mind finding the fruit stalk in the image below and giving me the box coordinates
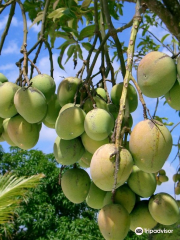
[112,0,142,195]
[130,75,147,119]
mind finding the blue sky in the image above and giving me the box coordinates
[0,2,180,199]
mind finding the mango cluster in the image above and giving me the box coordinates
[1,50,180,240]
[0,73,57,149]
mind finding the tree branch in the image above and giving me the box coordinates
[123,0,180,42]
[102,0,126,78]
[0,1,16,55]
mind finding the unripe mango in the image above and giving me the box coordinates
[0,82,20,118]
[0,73,8,83]
[61,168,91,203]
[129,119,172,173]
[30,74,56,102]
[137,51,176,98]
[57,77,82,107]
[55,106,86,140]
[81,131,109,154]
[2,118,16,146]
[165,81,180,110]
[86,182,106,209]
[14,87,47,124]
[53,136,84,165]
[110,83,138,113]
[83,96,108,113]
[43,94,61,125]
[130,200,157,232]
[98,203,130,240]
[90,144,133,191]
[7,115,39,150]
[127,166,157,198]
[149,192,179,225]
[84,108,114,141]
[103,184,136,213]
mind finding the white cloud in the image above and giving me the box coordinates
[1,41,20,55]
[39,124,57,142]
[0,15,8,31]
[0,63,15,71]
[0,15,22,31]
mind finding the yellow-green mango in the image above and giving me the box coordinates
[0,73,8,83]
[53,136,85,165]
[61,168,91,203]
[90,144,133,191]
[0,82,20,118]
[148,193,179,225]
[98,203,130,240]
[96,88,107,101]
[30,74,56,102]
[43,94,61,125]
[83,96,108,113]
[55,106,86,140]
[127,166,157,198]
[43,120,55,129]
[78,159,89,168]
[103,184,136,213]
[129,119,172,173]
[110,83,138,113]
[7,115,39,150]
[165,80,180,110]
[81,132,109,154]
[80,150,92,167]
[137,51,176,98]
[84,108,114,141]
[130,200,157,232]
[14,87,47,124]
[57,77,82,107]
[2,118,16,146]
[107,103,119,121]
[86,182,106,209]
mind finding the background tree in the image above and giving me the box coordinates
[0,146,148,240]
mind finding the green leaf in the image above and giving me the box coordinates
[79,24,95,41]
[29,11,44,29]
[161,34,170,43]
[0,173,44,224]
[47,8,66,21]
[76,44,83,60]
[81,0,92,9]
[56,31,72,40]
[82,42,93,51]
[57,40,75,69]
[65,45,76,64]
[63,8,76,18]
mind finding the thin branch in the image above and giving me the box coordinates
[153,98,159,119]
[43,39,54,78]
[40,0,50,38]
[86,0,99,72]
[142,28,173,54]
[0,2,16,55]
[30,41,43,79]
[0,0,15,14]
[28,58,41,75]
[170,121,180,133]
[116,18,134,33]
[130,75,147,119]
[102,0,126,78]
